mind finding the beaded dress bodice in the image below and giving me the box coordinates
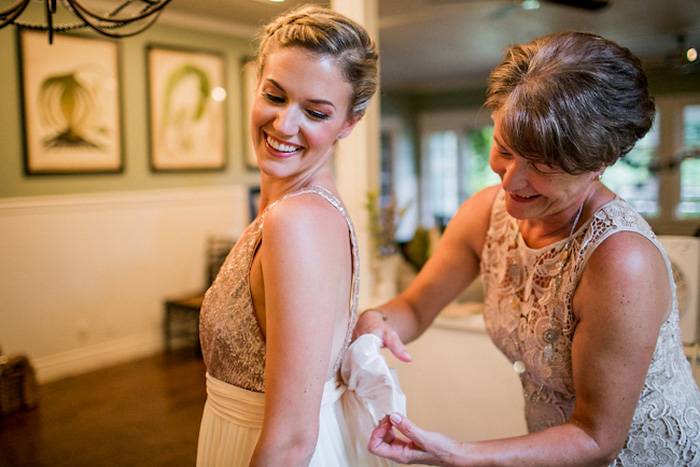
[482,190,700,465]
[199,185,360,393]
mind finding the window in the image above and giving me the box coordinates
[679,104,700,218]
[417,95,700,235]
[420,111,498,228]
[427,130,459,224]
[601,122,660,217]
[603,97,700,223]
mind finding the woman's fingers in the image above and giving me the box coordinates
[368,416,417,463]
[352,311,383,340]
[352,312,412,362]
[388,413,424,448]
[388,412,458,465]
[383,329,412,362]
[369,415,396,450]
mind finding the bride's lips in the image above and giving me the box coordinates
[264,132,304,158]
[508,192,541,203]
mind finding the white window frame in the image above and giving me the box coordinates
[649,94,700,235]
[381,116,419,242]
[418,109,493,228]
[415,95,700,235]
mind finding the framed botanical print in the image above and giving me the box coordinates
[147,46,227,171]
[18,30,123,174]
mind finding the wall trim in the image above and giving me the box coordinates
[0,186,241,217]
[32,330,163,383]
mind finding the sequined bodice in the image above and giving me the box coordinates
[482,190,700,465]
[199,185,359,393]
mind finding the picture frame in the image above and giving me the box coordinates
[242,58,259,170]
[147,45,227,171]
[18,29,123,175]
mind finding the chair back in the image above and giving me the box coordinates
[206,236,237,287]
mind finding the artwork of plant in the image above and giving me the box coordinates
[160,64,212,155]
[148,46,225,171]
[39,69,108,151]
[19,30,122,174]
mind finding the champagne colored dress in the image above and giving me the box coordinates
[196,185,405,466]
[482,189,700,466]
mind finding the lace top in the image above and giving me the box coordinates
[199,185,360,393]
[482,190,700,466]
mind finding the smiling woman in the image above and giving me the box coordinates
[355,31,700,466]
[195,5,405,467]
[250,49,358,180]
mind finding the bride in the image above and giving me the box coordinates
[196,5,404,466]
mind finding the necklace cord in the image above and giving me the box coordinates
[508,200,585,403]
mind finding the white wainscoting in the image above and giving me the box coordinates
[0,186,248,382]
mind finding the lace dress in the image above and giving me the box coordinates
[197,185,405,466]
[482,190,700,466]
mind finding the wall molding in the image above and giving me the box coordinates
[0,186,241,217]
[32,330,163,383]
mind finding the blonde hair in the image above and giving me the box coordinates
[255,5,379,118]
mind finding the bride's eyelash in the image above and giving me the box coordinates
[306,110,329,120]
[263,92,284,103]
[262,92,329,120]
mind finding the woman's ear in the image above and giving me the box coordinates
[337,112,364,140]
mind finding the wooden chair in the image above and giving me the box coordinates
[163,236,236,354]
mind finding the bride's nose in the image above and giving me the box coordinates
[274,105,301,136]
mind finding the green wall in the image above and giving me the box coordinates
[0,23,259,199]
[4,20,697,200]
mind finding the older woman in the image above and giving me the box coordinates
[356,31,700,466]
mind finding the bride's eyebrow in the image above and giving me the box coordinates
[264,78,283,90]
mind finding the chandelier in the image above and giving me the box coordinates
[0,0,172,44]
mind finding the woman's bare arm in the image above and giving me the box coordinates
[354,186,499,358]
[369,231,671,466]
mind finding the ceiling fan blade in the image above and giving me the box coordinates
[544,0,610,10]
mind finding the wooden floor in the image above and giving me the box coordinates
[0,349,206,467]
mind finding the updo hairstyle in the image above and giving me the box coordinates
[485,31,656,174]
[255,5,379,118]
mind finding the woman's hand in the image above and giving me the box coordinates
[353,309,412,362]
[369,412,460,466]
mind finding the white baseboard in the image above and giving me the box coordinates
[32,331,164,384]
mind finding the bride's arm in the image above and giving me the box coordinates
[249,196,349,466]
